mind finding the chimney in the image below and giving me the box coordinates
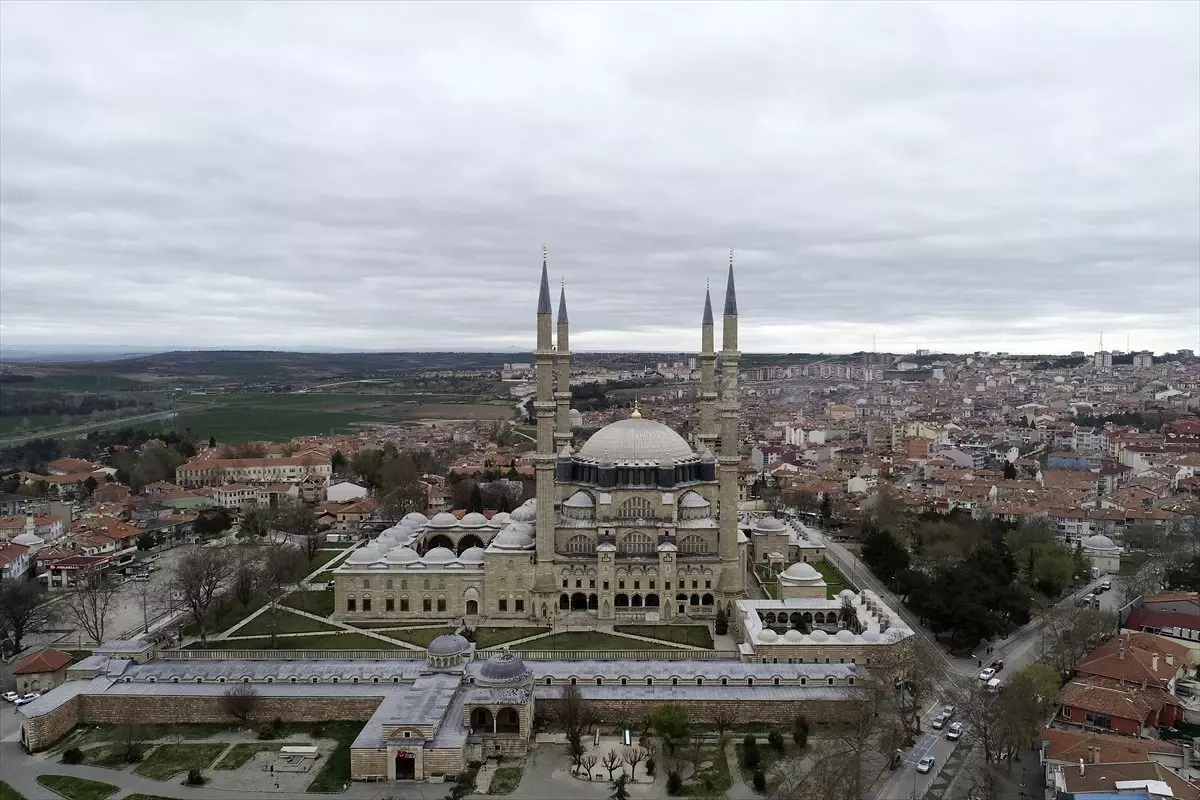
[1079,758,1085,776]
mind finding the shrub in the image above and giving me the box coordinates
[185,768,206,786]
[792,715,810,747]
[742,746,760,770]
[258,725,277,740]
[646,757,655,776]
[767,730,785,752]
[714,611,729,636]
[124,747,143,764]
[666,771,683,795]
[62,747,83,764]
[753,769,766,792]
[743,734,757,750]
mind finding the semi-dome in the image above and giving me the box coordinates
[488,512,511,527]
[428,633,471,657]
[578,416,695,463]
[679,491,710,508]
[423,546,457,563]
[757,629,779,643]
[429,512,459,528]
[752,516,786,531]
[780,562,823,582]
[563,491,595,508]
[1083,534,1117,551]
[402,512,429,526]
[478,651,530,684]
[383,546,421,564]
[458,546,486,563]
[460,512,488,528]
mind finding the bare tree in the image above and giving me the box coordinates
[129,574,165,635]
[567,738,587,771]
[276,502,318,554]
[622,746,648,780]
[61,569,120,645]
[260,545,307,649]
[223,683,259,725]
[555,684,596,768]
[1041,603,1117,675]
[711,706,737,740]
[579,752,598,779]
[171,546,229,644]
[230,550,260,609]
[0,578,55,654]
[601,749,623,780]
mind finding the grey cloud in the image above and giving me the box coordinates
[1,0,1197,354]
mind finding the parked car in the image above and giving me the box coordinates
[1100,579,1112,591]
[946,722,964,740]
[14,692,39,706]
[931,712,948,730]
[990,659,1005,673]
[942,704,955,718]
[917,755,936,774]
[1,691,18,703]
[979,667,996,681]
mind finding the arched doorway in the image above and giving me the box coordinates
[631,594,643,607]
[395,750,416,780]
[457,535,484,554]
[466,600,479,615]
[644,593,660,607]
[587,594,598,610]
[676,593,687,615]
[701,594,714,607]
[427,534,454,551]
[470,707,494,732]
[496,707,520,734]
[570,592,587,611]
[559,594,570,610]
[615,593,629,607]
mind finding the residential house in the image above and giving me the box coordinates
[174,453,332,488]
[45,458,98,476]
[11,648,73,694]
[1041,728,1188,775]
[0,543,31,580]
[0,493,27,516]
[1049,759,1200,800]
[327,481,369,503]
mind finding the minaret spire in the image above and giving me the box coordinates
[702,280,714,326]
[554,277,573,453]
[717,249,744,604]
[723,250,738,316]
[557,278,569,325]
[537,246,552,316]
[533,248,557,593]
[698,277,718,454]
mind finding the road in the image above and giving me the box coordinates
[0,409,176,445]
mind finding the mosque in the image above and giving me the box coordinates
[332,254,749,625]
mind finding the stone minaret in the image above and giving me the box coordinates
[698,281,718,454]
[717,252,745,601]
[533,249,558,590]
[554,281,573,453]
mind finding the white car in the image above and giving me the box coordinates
[917,755,935,774]
[931,713,948,730]
[946,722,964,740]
[13,693,39,706]
[979,667,996,681]
[1,691,18,703]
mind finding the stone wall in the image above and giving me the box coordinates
[422,747,464,777]
[351,749,388,781]
[539,696,861,727]
[22,695,79,752]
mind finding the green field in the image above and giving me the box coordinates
[813,560,847,598]
[511,631,679,651]
[35,776,118,800]
[280,590,335,617]
[232,608,342,636]
[176,392,513,442]
[614,625,713,648]
[134,743,227,780]
[185,631,400,650]
[0,413,70,436]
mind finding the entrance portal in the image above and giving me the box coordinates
[395,751,416,780]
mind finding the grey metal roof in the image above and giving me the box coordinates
[521,660,857,681]
[113,659,427,682]
[723,261,737,316]
[536,684,856,703]
[537,257,552,315]
[477,652,530,683]
[702,287,714,325]
[557,283,568,325]
[577,417,695,462]
[428,634,471,657]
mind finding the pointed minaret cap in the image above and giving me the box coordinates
[723,250,737,316]
[557,279,569,324]
[537,246,552,315]
[702,279,714,325]
[631,398,642,419]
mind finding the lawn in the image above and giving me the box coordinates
[35,776,118,800]
[280,590,335,617]
[53,723,232,752]
[134,743,228,781]
[233,608,341,636]
[303,721,363,793]
[474,626,549,648]
[681,745,733,796]
[1120,551,1151,575]
[307,549,350,573]
[77,743,132,768]
[812,561,846,598]
[489,765,525,795]
[511,631,678,651]
[182,597,268,637]
[615,625,713,649]
[123,796,176,800]
[735,741,790,792]
[0,780,25,800]
[384,627,455,647]
[214,741,310,770]
[185,632,401,651]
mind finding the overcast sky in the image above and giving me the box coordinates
[2,1,1198,355]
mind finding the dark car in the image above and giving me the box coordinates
[990,659,1005,672]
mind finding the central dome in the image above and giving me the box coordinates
[579,417,695,463]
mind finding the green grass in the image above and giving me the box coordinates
[307,549,351,574]
[304,721,363,793]
[134,743,228,781]
[812,560,846,598]
[280,590,335,617]
[681,746,733,796]
[511,631,678,651]
[185,631,399,651]
[385,627,455,647]
[214,741,310,770]
[346,621,412,629]
[0,413,66,436]
[1120,551,1151,575]
[77,744,132,768]
[474,626,549,648]
[35,776,118,800]
[489,765,525,795]
[122,796,177,800]
[53,723,232,753]
[0,780,26,800]
[233,608,342,636]
[735,742,789,792]
[614,625,713,649]
[183,597,268,637]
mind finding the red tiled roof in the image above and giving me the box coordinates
[12,648,71,674]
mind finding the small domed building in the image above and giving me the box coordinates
[1081,533,1122,574]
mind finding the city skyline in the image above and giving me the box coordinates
[1,2,1197,354]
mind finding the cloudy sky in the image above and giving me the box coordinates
[1,1,1197,355]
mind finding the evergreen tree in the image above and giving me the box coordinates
[468,484,484,513]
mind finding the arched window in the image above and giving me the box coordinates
[385,579,393,591]
[423,579,431,591]
[618,496,654,519]
[678,535,708,554]
[565,535,592,554]
[618,532,655,555]
[401,579,407,591]
[362,578,370,590]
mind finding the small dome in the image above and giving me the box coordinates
[781,562,823,582]
[346,547,381,565]
[460,512,488,528]
[757,629,779,643]
[699,449,716,464]
[478,652,530,684]
[783,629,805,643]
[423,546,457,564]
[458,546,485,563]
[860,630,881,643]
[1083,534,1117,551]
[402,512,429,526]
[679,492,710,508]
[839,589,857,601]
[429,512,459,528]
[488,512,511,527]
[510,500,537,523]
[428,633,471,657]
[753,516,786,531]
[563,491,595,508]
[808,629,828,642]
[835,629,856,643]
[492,525,534,550]
[383,546,421,565]
[12,532,43,547]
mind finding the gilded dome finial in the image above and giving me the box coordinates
[631,398,642,419]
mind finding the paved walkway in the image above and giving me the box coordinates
[723,738,757,800]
